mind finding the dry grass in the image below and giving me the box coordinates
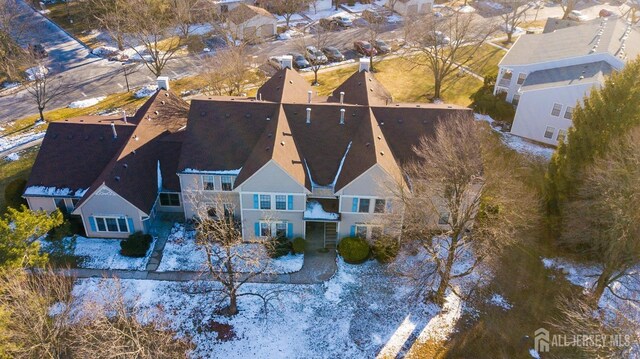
[303,56,485,107]
[46,2,102,48]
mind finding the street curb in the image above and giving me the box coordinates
[23,1,95,54]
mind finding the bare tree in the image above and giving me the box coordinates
[498,0,530,43]
[555,295,640,358]
[560,0,580,19]
[201,44,264,96]
[561,127,640,305]
[187,194,277,316]
[81,0,130,51]
[393,116,539,305]
[295,25,331,85]
[386,0,400,12]
[0,268,74,358]
[71,278,193,358]
[362,10,386,72]
[24,62,66,123]
[270,0,311,28]
[0,0,26,81]
[403,12,497,100]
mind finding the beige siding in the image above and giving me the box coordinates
[238,161,306,194]
[26,197,56,212]
[241,209,305,239]
[77,185,146,239]
[339,165,395,197]
[179,173,242,220]
[240,192,305,211]
[230,16,277,40]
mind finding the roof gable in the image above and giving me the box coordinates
[328,70,392,106]
[228,3,275,24]
[257,68,314,103]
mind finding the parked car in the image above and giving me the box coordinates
[362,9,385,24]
[305,46,328,64]
[333,15,353,27]
[567,10,588,21]
[287,52,310,69]
[354,41,377,57]
[373,39,391,54]
[598,8,614,17]
[322,46,345,62]
[28,43,47,59]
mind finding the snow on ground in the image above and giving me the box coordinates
[25,65,48,81]
[72,256,447,358]
[543,257,640,322]
[275,13,306,24]
[92,46,118,57]
[474,113,555,160]
[4,152,19,161]
[157,224,303,274]
[0,130,46,152]
[488,293,513,310]
[68,96,106,109]
[134,84,158,98]
[40,235,155,270]
[458,5,476,13]
[1,82,20,90]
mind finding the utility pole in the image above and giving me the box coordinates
[122,62,131,92]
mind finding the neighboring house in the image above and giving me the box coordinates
[24,79,189,238]
[25,67,469,245]
[227,3,277,41]
[387,0,433,16]
[494,17,640,145]
[209,0,254,13]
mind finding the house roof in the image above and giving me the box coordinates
[27,89,189,214]
[500,17,640,67]
[179,69,471,192]
[520,61,613,91]
[227,3,275,24]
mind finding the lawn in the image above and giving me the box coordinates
[304,56,485,107]
[0,146,39,212]
[45,2,102,48]
[466,43,506,78]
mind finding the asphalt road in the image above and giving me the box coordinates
[0,0,630,125]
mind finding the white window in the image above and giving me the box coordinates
[516,73,527,85]
[374,199,386,213]
[275,222,287,238]
[355,225,368,238]
[512,94,520,106]
[260,194,271,210]
[95,216,129,233]
[223,203,233,218]
[221,176,234,191]
[551,103,562,117]
[544,126,555,139]
[438,212,450,225]
[275,195,287,210]
[557,129,567,143]
[358,198,370,213]
[564,106,574,120]
[260,222,270,236]
[259,221,288,238]
[203,175,215,190]
[355,224,384,239]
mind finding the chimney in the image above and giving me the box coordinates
[111,123,117,139]
[308,90,312,103]
[258,93,262,101]
[122,110,127,123]
[306,107,311,124]
[281,55,293,70]
[340,91,345,104]
[157,76,170,90]
[340,109,345,125]
[359,58,370,73]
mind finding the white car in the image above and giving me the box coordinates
[567,10,589,21]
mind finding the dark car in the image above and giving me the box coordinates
[287,52,310,69]
[305,46,328,64]
[354,41,377,57]
[28,43,48,59]
[373,39,391,54]
[322,46,345,62]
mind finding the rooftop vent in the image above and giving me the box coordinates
[123,164,128,169]
[157,76,169,90]
[115,176,120,181]
[122,110,127,123]
[281,55,293,70]
[266,117,271,121]
[280,141,285,146]
[340,91,345,104]
[111,123,117,139]
[340,108,345,125]
[306,108,311,124]
[308,90,312,104]
[359,58,370,72]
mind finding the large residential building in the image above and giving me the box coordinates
[24,68,469,245]
[494,17,639,146]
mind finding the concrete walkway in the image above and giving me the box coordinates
[58,220,338,285]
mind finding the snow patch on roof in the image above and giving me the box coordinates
[182,168,242,175]
[24,186,87,198]
[134,84,158,99]
[331,141,352,187]
[4,153,19,162]
[304,200,339,220]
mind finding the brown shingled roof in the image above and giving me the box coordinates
[328,70,392,106]
[228,3,275,24]
[257,68,315,104]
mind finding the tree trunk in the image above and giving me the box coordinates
[433,79,442,101]
[506,31,512,43]
[117,34,124,51]
[314,69,319,85]
[228,289,238,315]
[433,237,457,306]
[38,107,45,122]
[592,271,611,306]
[369,55,374,72]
